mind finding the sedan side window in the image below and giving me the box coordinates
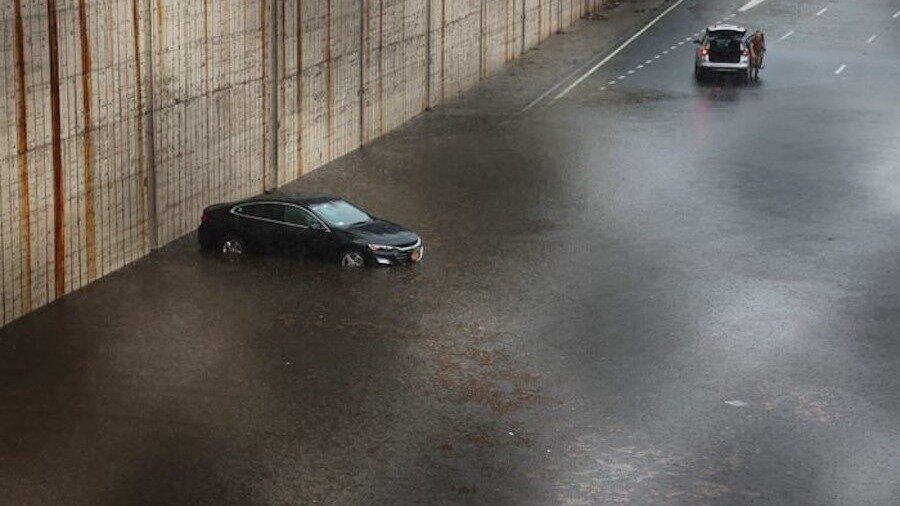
[284,206,320,228]
[236,203,284,221]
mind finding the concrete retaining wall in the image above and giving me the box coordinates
[0,0,592,326]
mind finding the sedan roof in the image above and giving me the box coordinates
[237,192,339,207]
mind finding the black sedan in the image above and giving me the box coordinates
[198,194,423,268]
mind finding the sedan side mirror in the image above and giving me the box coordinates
[310,222,327,232]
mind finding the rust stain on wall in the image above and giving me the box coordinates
[132,0,147,251]
[78,0,98,282]
[261,0,268,191]
[440,0,445,101]
[296,0,304,177]
[154,0,168,85]
[47,0,65,299]
[13,0,32,313]
[538,0,543,41]
[324,0,334,161]
[377,0,383,135]
[504,0,509,62]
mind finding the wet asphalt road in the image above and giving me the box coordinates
[3,0,900,504]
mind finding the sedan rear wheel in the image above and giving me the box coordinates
[221,237,245,255]
[340,250,366,268]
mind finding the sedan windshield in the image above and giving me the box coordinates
[308,200,372,229]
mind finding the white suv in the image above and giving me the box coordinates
[693,24,750,81]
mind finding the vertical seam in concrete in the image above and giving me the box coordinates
[13,0,32,313]
[48,0,65,299]
[479,0,484,79]
[324,0,334,161]
[77,0,97,282]
[133,0,147,253]
[425,0,431,109]
[440,0,445,102]
[521,0,526,55]
[296,0,304,178]
[269,0,279,190]
[146,0,158,250]
[279,0,286,183]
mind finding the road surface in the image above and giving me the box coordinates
[2,0,899,504]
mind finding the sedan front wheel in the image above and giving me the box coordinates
[340,250,366,268]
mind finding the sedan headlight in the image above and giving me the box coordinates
[368,244,396,252]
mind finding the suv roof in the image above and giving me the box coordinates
[707,24,747,34]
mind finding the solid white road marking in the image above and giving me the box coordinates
[777,30,794,41]
[866,34,878,44]
[834,64,846,75]
[550,0,688,103]
[738,0,769,12]
[816,7,828,16]
[725,400,748,407]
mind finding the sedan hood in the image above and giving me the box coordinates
[345,219,419,246]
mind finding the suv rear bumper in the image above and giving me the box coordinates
[699,61,749,71]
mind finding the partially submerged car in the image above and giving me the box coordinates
[693,24,750,81]
[199,194,423,268]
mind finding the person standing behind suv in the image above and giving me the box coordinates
[748,31,766,80]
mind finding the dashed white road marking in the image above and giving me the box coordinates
[654,54,661,59]
[777,30,794,41]
[678,41,685,46]
[693,32,700,37]
[866,34,878,44]
[815,7,828,16]
[627,69,635,74]
[738,0,769,12]
[893,10,900,19]
[662,50,669,54]
[727,13,736,19]
[549,0,688,103]
[618,75,627,80]
[834,64,846,75]
[670,45,677,50]
[645,59,653,64]
[600,86,607,91]
[608,80,617,85]
[685,37,693,41]
[636,64,644,69]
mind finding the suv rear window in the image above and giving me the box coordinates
[708,30,744,39]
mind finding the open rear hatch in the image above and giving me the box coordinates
[707,30,744,63]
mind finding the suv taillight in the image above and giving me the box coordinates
[700,48,709,56]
